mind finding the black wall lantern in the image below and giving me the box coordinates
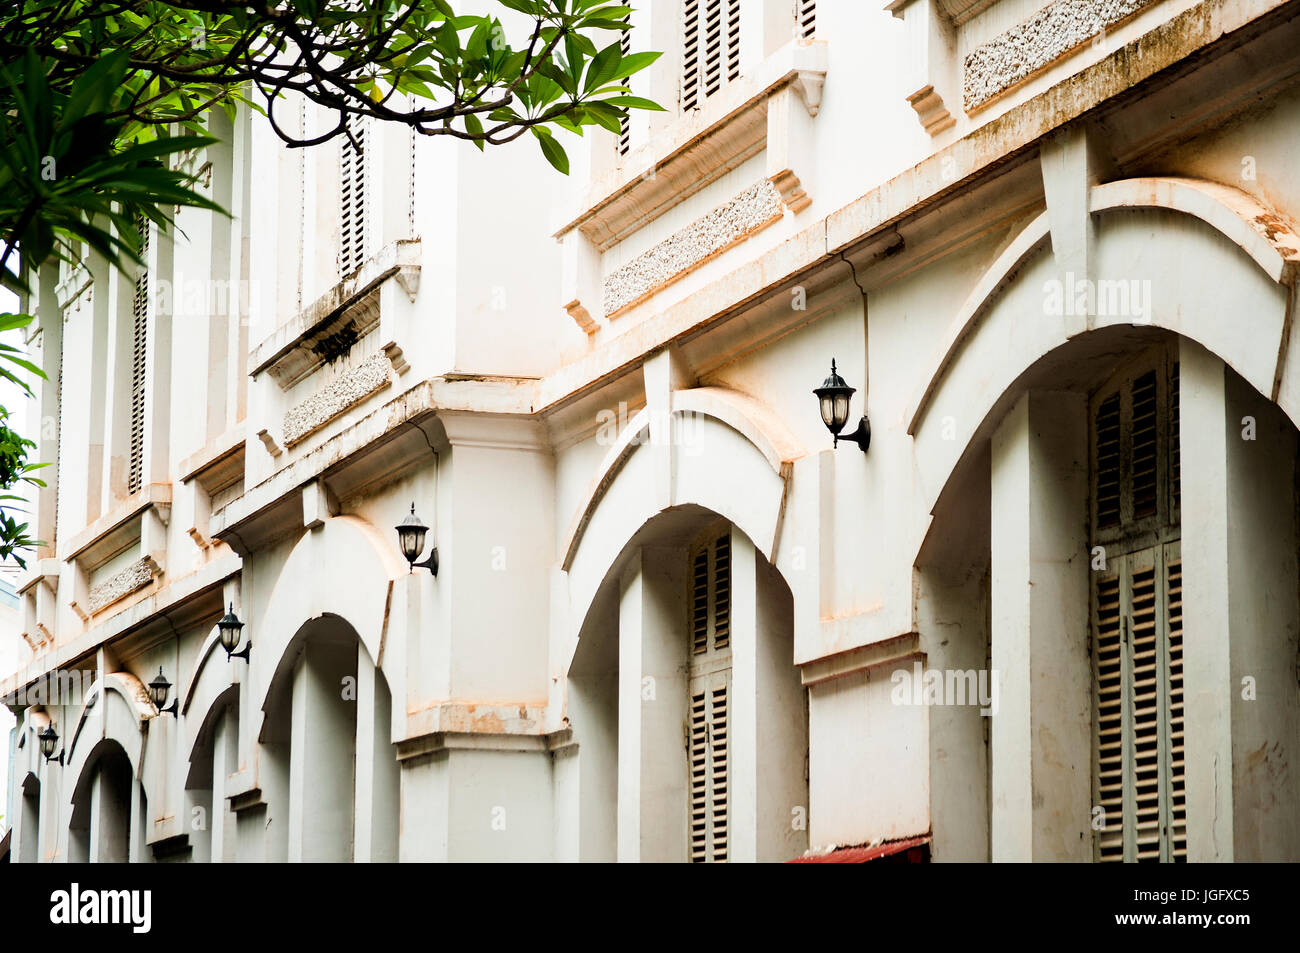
[396,504,439,575]
[814,359,871,452]
[38,724,63,765]
[148,667,178,716]
[218,604,250,662]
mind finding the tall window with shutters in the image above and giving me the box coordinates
[687,528,731,862]
[339,116,368,277]
[682,0,742,112]
[127,221,149,496]
[1090,347,1184,862]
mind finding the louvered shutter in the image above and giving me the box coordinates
[128,222,149,495]
[339,117,368,276]
[1094,392,1121,530]
[796,0,816,39]
[1130,371,1159,521]
[1090,347,1184,863]
[1165,547,1186,860]
[687,529,733,862]
[1092,567,1124,862]
[1169,362,1180,513]
[682,0,741,111]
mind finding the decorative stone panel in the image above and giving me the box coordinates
[88,557,158,613]
[282,352,393,447]
[963,0,1156,111]
[603,179,785,317]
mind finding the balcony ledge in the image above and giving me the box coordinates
[249,238,420,390]
[60,482,172,570]
[553,39,827,252]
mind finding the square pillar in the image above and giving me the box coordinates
[287,641,358,862]
[990,390,1090,861]
[1179,340,1235,861]
[1183,339,1300,860]
[617,549,688,862]
[354,647,400,862]
[209,708,239,862]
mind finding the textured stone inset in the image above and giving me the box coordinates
[283,352,392,447]
[963,0,1156,111]
[88,557,157,613]
[603,179,785,317]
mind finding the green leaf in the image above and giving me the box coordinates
[583,41,622,95]
[464,112,485,150]
[533,129,569,174]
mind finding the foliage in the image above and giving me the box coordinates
[2,1,663,170]
[0,2,663,565]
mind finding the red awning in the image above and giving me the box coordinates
[789,835,931,863]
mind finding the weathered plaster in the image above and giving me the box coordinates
[603,179,785,317]
[282,352,393,447]
[963,0,1158,110]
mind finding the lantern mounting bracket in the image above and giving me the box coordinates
[834,415,872,453]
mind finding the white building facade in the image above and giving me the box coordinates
[3,0,1300,862]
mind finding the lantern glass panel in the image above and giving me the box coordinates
[833,393,851,429]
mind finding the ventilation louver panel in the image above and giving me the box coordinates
[683,0,740,111]
[128,221,150,495]
[618,15,632,156]
[682,0,701,111]
[339,117,368,276]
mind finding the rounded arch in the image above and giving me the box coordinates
[65,671,153,776]
[250,514,404,720]
[907,175,1300,532]
[186,683,239,777]
[562,386,805,636]
[67,737,136,863]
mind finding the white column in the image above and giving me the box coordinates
[1180,340,1235,861]
[990,390,1090,861]
[729,531,759,863]
[617,549,688,862]
[353,647,400,862]
[1222,366,1300,860]
[288,642,357,862]
[209,710,238,863]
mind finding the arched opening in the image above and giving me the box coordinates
[568,505,807,863]
[19,773,40,863]
[185,687,240,863]
[68,739,135,863]
[259,613,399,862]
[916,324,1300,861]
